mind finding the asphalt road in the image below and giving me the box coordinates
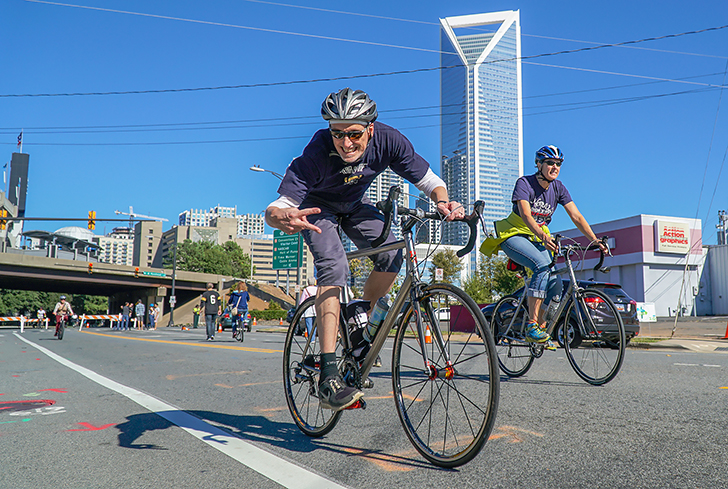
[2,326,727,489]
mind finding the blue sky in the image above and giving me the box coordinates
[2,0,727,243]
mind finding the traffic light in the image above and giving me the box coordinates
[88,262,93,274]
[88,210,96,230]
[0,209,6,230]
[134,267,139,278]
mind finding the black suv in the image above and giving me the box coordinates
[481,280,640,346]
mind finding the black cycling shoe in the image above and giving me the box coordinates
[318,376,364,411]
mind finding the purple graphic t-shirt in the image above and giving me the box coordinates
[511,174,573,226]
[277,122,430,204]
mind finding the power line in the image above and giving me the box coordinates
[7,3,728,98]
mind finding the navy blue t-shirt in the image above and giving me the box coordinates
[512,174,573,226]
[277,122,430,203]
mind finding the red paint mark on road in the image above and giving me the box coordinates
[12,375,19,377]
[36,358,41,361]
[67,422,115,432]
[38,389,68,393]
[0,400,56,413]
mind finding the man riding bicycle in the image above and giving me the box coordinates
[53,295,74,337]
[265,88,463,411]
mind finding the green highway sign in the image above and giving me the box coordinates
[273,230,302,270]
[142,271,167,277]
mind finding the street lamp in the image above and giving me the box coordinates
[251,165,302,302]
[167,226,179,328]
[250,165,284,181]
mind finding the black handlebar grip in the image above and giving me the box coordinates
[373,185,401,248]
[548,234,562,268]
[456,201,485,258]
[592,236,608,271]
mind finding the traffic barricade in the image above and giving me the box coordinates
[79,314,122,331]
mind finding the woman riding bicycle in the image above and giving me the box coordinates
[481,145,607,345]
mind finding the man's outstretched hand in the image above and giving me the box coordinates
[267,207,322,234]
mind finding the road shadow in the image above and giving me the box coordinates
[115,409,436,471]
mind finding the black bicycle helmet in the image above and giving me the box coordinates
[535,145,564,164]
[321,88,378,125]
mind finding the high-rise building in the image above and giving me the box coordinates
[440,11,523,271]
[96,227,134,266]
[178,205,265,237]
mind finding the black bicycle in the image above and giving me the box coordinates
[56,315,67,340]
[490,235,626,386]
[283,186,499,468]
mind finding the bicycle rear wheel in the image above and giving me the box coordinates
[58,321,64,340]
[491,296,535,377]
[392,284,499,468]
[563,289,625,385]
[283,297,342,437]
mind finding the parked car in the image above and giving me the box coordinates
[481,279,639,347]
[217,307,252,332]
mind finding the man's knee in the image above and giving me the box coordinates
[372,249,403,274]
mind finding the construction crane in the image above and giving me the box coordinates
[114,206,168,228]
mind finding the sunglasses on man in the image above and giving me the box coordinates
[330,128,368,141]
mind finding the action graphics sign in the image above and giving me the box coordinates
[655,220,690,254]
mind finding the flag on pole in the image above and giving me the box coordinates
[17,131,22,149]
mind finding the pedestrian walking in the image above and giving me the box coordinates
[299,277,318,341]
[201,283,220,341]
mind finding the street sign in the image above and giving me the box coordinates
[169,296,176,306]
[273,230,302,270]
[435,268,444,281]
[142,271,167,277]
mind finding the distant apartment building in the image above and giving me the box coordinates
[178,205,264,237]
[96,227,134,266]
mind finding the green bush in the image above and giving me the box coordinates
[250,309,289,320]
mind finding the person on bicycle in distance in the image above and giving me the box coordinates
[52,295,74,337]
[265,88,464,411]
[481,145,607,346]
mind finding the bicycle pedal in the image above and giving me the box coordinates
[345,399,366,410]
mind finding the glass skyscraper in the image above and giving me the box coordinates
[439,11,523,271]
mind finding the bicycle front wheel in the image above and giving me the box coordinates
[283,297,342,437]
[58,321,64,340]
[491,296,535,377]
[563,289,625,385]
[392,284,499,468]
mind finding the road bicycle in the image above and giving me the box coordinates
[490,235,626,386]
[283,187,499,468]
[233,314,250,342]
[56,315,67,340]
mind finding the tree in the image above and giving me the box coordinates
[0,290,108,316]
[169,239,254,278]
[349,258,374,297]
[429,249,463,285]
[462,255,528,304]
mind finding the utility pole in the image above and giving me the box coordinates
[167,226,178,328]
[717,210,727,246]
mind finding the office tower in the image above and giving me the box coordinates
[440,11,524,271]
[178,205,264,237]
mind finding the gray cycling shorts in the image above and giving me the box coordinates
[300,197,403,287]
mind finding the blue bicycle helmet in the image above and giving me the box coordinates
[535,145,564,164]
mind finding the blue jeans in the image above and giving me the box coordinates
[501,235,562,303]
[120,314,129,330]
[231,309,247,334]
[305,317,316,344]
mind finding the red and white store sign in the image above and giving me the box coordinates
[655,220,690,254]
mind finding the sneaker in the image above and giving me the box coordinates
[318,376,364,411]
[525,323,550,343]
[373,355,382,368]
[544,339,557,351]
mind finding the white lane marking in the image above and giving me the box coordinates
[14,333,348,489]
[674,363,699,366]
